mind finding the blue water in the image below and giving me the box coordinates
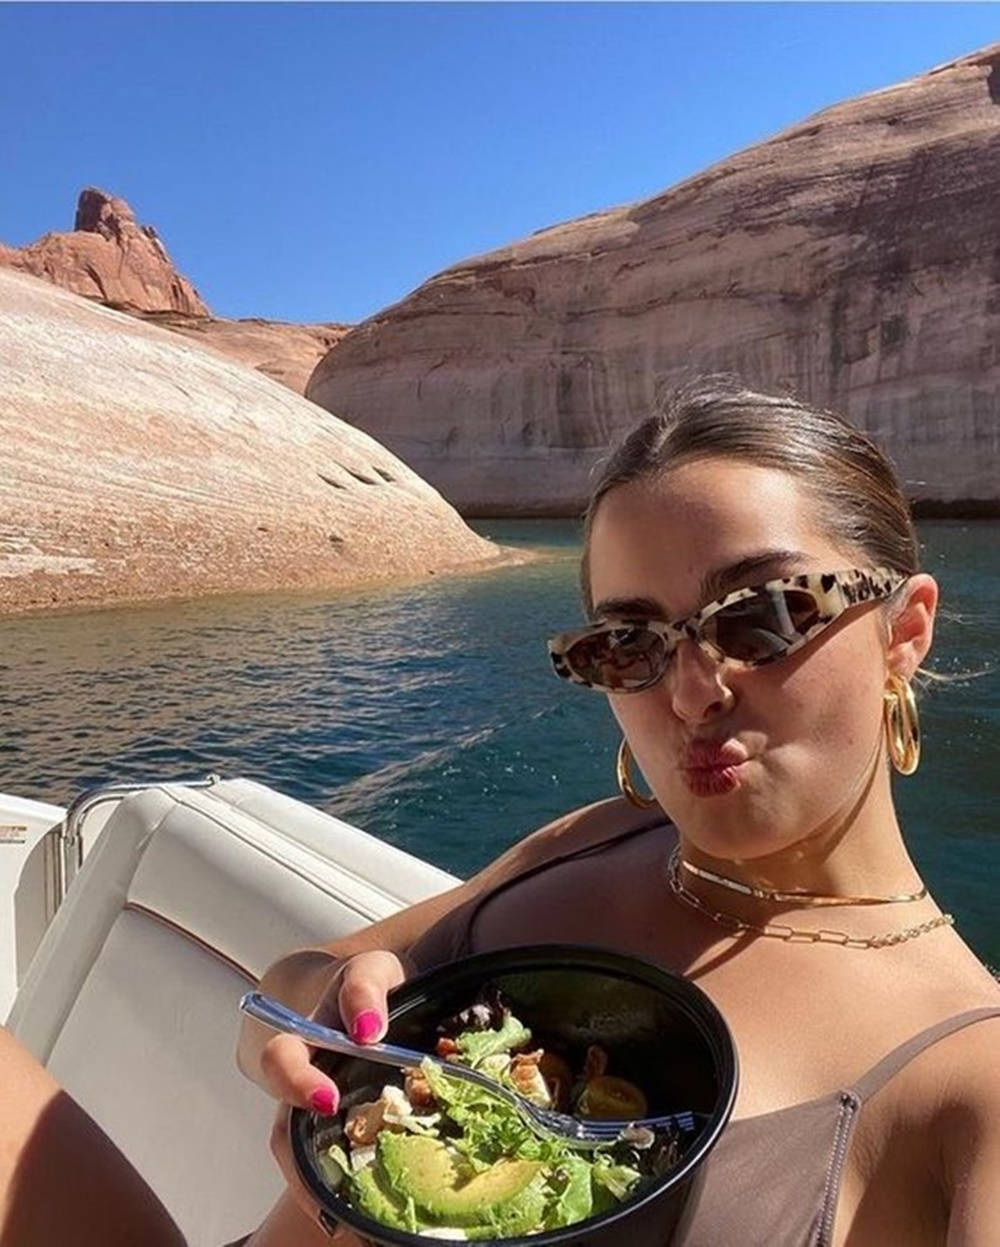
[0,520,996,962]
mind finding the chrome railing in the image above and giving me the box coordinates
[56,773,223,905]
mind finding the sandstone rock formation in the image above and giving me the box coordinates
[0,188,208,316]
[132,312,352,397]
[307,45,1000,514]
[0,189,352,396]
[0,268,510,616]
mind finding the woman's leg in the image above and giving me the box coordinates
[0,1026,185,1247]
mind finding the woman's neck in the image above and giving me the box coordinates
[677,772,927,921]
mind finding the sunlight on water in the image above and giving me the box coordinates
[0,520,996,962]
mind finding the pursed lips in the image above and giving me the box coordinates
[682,740,749,771]
[680,740,749,795]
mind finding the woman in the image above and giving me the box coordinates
[240,380,999,1246]
[2,380,996,1246]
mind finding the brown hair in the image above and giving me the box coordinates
[581,376,919,613]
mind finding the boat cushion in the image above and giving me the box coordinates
[7,778,459,1247]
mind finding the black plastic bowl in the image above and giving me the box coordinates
[290,945,738,1246]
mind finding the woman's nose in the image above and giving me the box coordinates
[668,639,735,723]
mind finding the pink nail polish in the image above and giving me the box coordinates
[309,1085,338,1116]
[352,1009,383,1044]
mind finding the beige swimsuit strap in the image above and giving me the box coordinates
[850,1006,1000,1102]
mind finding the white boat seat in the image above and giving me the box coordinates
[6,778,459,1247]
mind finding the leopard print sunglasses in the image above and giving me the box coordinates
[547,567,906,693]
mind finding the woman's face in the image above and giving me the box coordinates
[587,458,913,862]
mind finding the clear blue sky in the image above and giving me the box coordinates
[2,3,998,324]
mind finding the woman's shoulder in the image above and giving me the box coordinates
[838,1001,1000,1243]
[941,1010,1000,1118]
[859,969,1000,1138]
[405,799,669,972]
[906,1006,1000,1229]
[474,795,671,891]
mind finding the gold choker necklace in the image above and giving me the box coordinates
[667,848,953,950]
[677,855,927,908]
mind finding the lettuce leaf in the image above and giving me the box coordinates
[548,1156,594,1228]
[455,1013,531,1064]
[590,1155,643,1202]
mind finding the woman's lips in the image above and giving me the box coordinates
[681,741,749,796]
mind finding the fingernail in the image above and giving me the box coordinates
[352,1009,383,1044]
[309,1085,339,1116]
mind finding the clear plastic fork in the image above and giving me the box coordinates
[240,991,704,1149]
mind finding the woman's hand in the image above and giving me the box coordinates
[255,949,410,1114]
[252,949,410,1233]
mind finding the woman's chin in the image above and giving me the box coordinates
[675,808,800,864]
[668,766,802,860]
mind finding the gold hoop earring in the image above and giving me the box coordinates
[883,674,920,775]
[616,739,658,808]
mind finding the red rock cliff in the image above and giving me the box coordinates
[0,189,354,395]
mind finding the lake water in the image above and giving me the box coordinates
[1,520,996,963]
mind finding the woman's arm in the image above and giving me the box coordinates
[237,793,656,1100]
[245,795,660,1237]
[0,1026,186,1247]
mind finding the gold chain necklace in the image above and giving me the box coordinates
[667,847,954,950]
[677,855,927,907]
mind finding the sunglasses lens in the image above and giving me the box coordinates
[565,626,667,690]
[705,588,821,664]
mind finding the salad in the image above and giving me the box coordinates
[316,992,681,1240]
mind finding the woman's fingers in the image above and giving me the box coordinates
[256,950,410,1109]
[259,1033,340,1113]
[256,953,413,1235]
[336,950,408,1045]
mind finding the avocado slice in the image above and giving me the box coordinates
[378,1133,545,1228]
[461,1178,548,1239]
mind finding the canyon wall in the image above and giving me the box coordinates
[307,46,1000,514]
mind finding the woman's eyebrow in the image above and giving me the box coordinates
[592,549,812,621]
[698,549,812,603]
[591,594,665,620]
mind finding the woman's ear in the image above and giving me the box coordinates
[887,573,938,679]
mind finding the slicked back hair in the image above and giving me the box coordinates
[581,376,919,614]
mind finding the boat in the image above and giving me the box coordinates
[0,774,459,1247]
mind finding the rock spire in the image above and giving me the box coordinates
[0,187,208,315]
